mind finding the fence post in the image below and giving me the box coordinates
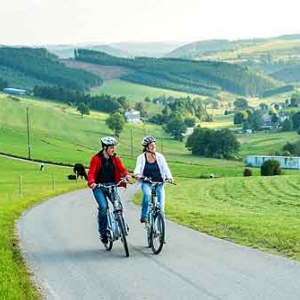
[52,174,55,190]
[19,175,23,197]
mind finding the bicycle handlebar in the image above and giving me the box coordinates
[139,176,176,185]
[96,177,132,189]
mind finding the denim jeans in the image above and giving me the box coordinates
[92,188,108,236]
[141,182,165,219]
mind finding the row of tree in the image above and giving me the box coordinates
[0,77,8,90]
[33,85,128,114]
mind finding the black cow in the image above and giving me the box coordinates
[73,163,88,180]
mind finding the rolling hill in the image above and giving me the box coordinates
[75,48,283,97]
[166,34,300,83]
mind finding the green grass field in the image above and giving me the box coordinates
[0,93,244,173]
[0,155,86,300]
[90,79,203,102]
[134,174,300,260]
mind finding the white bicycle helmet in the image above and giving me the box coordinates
[141,136,156,147]
[101,136,117,147]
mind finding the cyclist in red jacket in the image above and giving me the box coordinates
[88,136,131,244]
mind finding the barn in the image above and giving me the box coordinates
[3,87,27,96]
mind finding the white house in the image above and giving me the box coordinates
[124,110,141,123]
[246,155,300,169]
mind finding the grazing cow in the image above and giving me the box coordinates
[73,163,88,180]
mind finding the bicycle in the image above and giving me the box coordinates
[140,176,175,255]
[96,177,131,257]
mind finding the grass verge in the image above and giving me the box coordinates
[0,156,86,300]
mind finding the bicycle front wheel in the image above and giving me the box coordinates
[150,212,165,255]
[117,214,129,257]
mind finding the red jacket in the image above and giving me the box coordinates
[87,153,129,188]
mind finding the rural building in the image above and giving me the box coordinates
[246,155,300,169]
[3,87,27,96]
[124,110,141,123]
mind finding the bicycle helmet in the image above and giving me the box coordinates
[101,136,117,147]
[141,136,156,147]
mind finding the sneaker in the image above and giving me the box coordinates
[100,234,108,244]
[140,217,147,223]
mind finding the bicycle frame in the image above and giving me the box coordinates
[96,178,130,257]
[140,177,170,255]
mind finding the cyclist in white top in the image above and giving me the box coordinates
[134,136,173,223]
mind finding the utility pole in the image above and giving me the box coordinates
[26,107,31,159]
[130,129,133,158]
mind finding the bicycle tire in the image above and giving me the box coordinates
[103,230,113,251]
[146,214,152,248]
[150,212,165,255]
[117,214,129,257]
[104,240,113,251]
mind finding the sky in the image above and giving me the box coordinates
[1,0,300,46]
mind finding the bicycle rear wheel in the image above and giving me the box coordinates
[150,212,165,255]
[117,214,129,257]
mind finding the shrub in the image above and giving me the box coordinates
[261,159,282,176]
[243,168,252,177]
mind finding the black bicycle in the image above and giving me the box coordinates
[96,178,130,257]
[140,177,175,255]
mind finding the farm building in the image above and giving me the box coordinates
[124,110,141,123]
[3,87,27,96]
[246,155,300,169]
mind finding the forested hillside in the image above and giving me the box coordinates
[0,47,102,90]
[166,34,300,84]
[75,49,282,97]
[271,64,300,83]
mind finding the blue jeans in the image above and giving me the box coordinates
[92,188,108,236]
[141,182,165,219]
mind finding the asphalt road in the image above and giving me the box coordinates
[17,185,300,300]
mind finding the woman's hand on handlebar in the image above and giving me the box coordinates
[134,174,142,180]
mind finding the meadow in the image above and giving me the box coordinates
[90,79,203,102]
[0,94,243,173]
[133,173,300,260]
[1,91,300,299]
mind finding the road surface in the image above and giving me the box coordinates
[17,185,300,300]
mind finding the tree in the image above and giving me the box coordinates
[281,118,293,131]
[292,111,300,130]
[290,93,300,107]
[164,114,187,142]
[106,112,125,137]
[135,101,148,118]
[186,127,240,159]
[184,116,196,127]
[234,98,248,110]
[77,102,90,117]
[249,110,263,130]
[0,77,8,90]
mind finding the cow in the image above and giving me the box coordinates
[73,163,88,180]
